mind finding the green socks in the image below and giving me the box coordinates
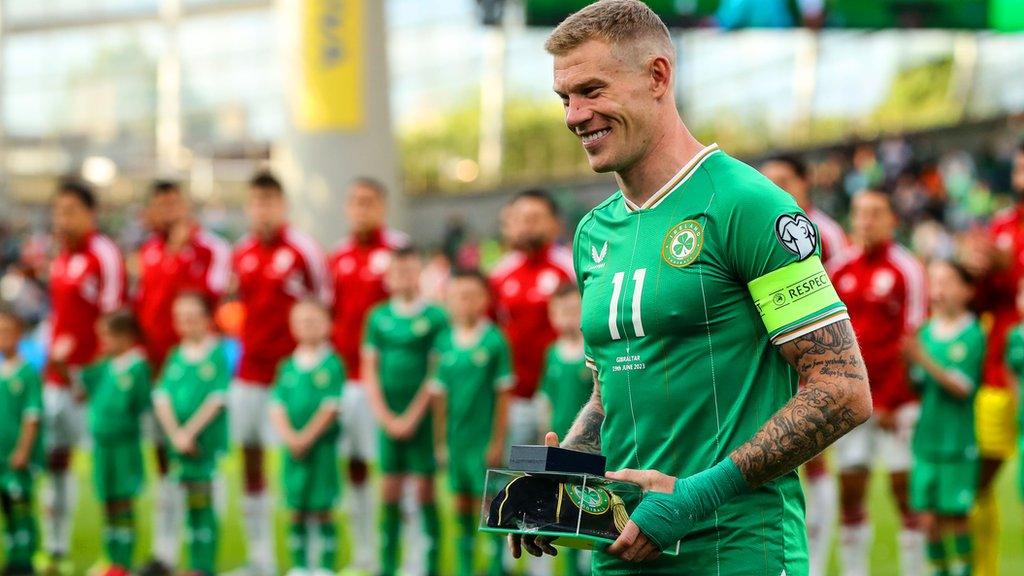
[288,517,309,570]
[456,512,476,576]
[422,503,441,575]
[381,503,402,576]
[185,485,218,574]
[952,533,972,576]
[104,503,135,568]
[1,490,38,568]
[317,519,338,570]
[927,538,949,576]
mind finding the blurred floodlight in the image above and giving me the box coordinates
[81,156,118,187]
[454,159,480,183]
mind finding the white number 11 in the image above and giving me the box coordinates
[608,268,647,341]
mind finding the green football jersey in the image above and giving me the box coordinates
[538,341,592,440]
[364,300,447,413]
[910,316,985,459]
[271,348,346,447]
[156,339,232,456]
[574,145,846,574]
[0,359,43,468]
[432,322,513,450]
[81,349,152,442]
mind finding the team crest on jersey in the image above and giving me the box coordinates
[775,214,817,261]
[369,250,391,275]
[118,374,133,391]
[662,220,704,268]
[314,370,330,388]
[7,378,22,395]
[949,343,967,363]
[871,270,896,296]
[199,363,216,381]
[564,484,610,515]
[472,349,489,367]
[273,248,295,273]
[412,318,430,336]
[68,255,88,279]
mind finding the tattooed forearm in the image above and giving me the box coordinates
[730,320,871,487]
[560,371,605,455]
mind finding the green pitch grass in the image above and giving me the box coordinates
[2,449,1021,575]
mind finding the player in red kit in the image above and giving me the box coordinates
[134,180,230,576]
[490,190,574,449]
[328,177,408,573]
[831,189,927,576]
[229,171,329,576]
[43,181,126,574]
[761,155,849,576]
[959,140,1024,575]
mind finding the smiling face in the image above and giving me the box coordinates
[553,39,667,174]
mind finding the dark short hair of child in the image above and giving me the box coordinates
[173,291,213,317]
[551,282,579,300]
[391,245,421,261]
[103,309,143,340]
[450,267,490,290]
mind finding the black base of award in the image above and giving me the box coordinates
[507,445,606,476]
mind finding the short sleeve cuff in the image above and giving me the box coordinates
[585,356,597,371]
[23,409,40,420]
[320,398,339,410]
[428,379,446,395]
[361,344,378,357]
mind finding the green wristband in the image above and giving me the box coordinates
[628,458,748,550]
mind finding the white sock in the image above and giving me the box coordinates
[898,528,924,576]
[153,477,182,565]
[839,523,871,576]
[401,485,424,576]
[244,492,276,573]
[42,471,74,556]
[806,474,838,576]
[347,482,377,571]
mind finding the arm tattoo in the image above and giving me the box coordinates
[560,371,605,455]
[730,320,870,487]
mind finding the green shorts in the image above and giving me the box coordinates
[93,439,145,502]
[0,468,34,501]
[448,446,486,496]
[170,451,221,484]
[378,418,435,475]
[282,442,340,511]
[910,455,978,515]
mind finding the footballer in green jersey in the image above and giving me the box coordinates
[432,269,513,576]
[515,4,873,574]
[363,248,448,576]
[905,260,984,574]
[81,311,152,572]
[152,293,229,576]
[0,309,42,573]
[270,300,346,573]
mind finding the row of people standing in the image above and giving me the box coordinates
[25,171,580,576]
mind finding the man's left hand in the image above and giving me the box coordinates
[605,468,677,562]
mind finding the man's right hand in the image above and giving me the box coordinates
[508,431,561,559]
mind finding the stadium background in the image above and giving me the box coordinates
[1,0,1024,574]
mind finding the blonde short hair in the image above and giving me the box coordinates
[544,0,674,62]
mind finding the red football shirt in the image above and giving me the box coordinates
[232,226,329,384]
[808,206,849,269]
[977,206,1024,389]
[490,244,575,399]
[830,241,927,411]
[135,226,231,371]
[46,231,126,386]
[328,228,409,381]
